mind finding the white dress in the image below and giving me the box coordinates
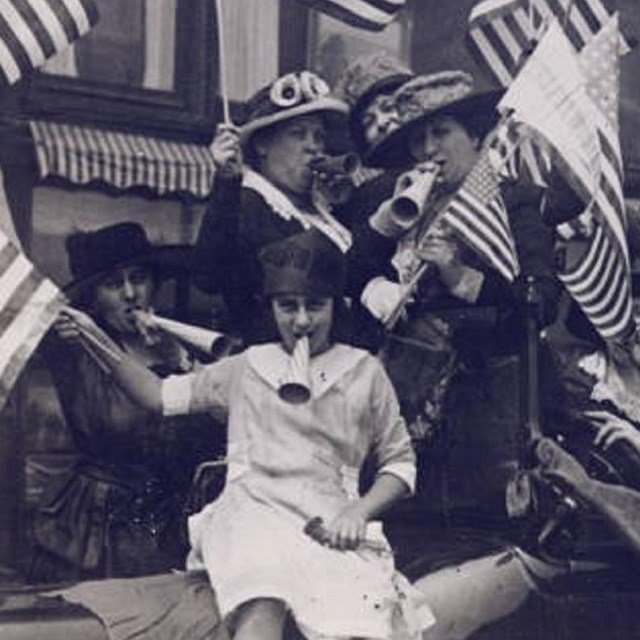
[162,343,435,639]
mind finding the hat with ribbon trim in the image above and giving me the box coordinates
[239,71,349,150]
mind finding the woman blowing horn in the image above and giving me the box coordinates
[192,70,353,348]
[30,223,223,583]
[55,228,435,640]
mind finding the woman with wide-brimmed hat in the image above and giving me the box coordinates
[347,70,567,429]
[344,71,585,639]
[192,71,354,347]
[30,222,222,582]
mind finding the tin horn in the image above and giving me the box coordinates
[278,336,311,404]
[310,153,361,177]
[133,310,227,354]
[369,165,439,238]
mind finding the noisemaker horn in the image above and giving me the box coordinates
[310,153,361,177]
[370,164,439,238]
[278,336,311,404]
[133,310,227,354]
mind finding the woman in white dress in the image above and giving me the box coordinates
[53,228,435,640]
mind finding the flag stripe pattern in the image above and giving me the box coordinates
[559,14,632,339]
[467,0,623,86]
[0,231,65,412]
[441,152,520,282]
[296,0,405,31]
[0,0,98,86]
[559,221,632,337]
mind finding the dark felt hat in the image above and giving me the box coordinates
[64,222,191,300]
[239,71,349,152]
[259,229,345,298]
[369,70,503,168]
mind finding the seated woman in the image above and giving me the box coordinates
[192,71,352,347]
[30,222,222,582]
[53,228,435,640]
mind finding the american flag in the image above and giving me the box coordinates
[467,0,626,87]
[441,151,520,283]
[296,0,405,31]
[557,13,633,339]
[0,230,65,411]
[0,0,99,87]
[495,18,603,204]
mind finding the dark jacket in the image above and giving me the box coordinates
[192,172,352,345]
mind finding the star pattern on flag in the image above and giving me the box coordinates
[579,15,620,132]
[465,151,501,203]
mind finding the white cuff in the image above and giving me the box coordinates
[448,266,484,303]
[161,374,194,416]
[360,277,404,323]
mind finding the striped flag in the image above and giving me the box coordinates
[296,0,405,31]
[467,0,626,87]
[496,19,603,205]
[0,229,65,411]
[440,151,520,283]
[0,0,99,87]
[556,13,633,340]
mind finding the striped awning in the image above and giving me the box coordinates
[30,120,216,198]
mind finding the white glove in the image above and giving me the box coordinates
[360,277,406,323]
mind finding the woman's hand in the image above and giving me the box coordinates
[415,232,468,294]
[210,124,242,179]
[54,305,99,343]
[588,410,640,454]
[323,502,369,551]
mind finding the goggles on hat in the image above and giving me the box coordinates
[269,71,331,108]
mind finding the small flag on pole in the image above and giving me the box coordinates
[296,0,405,31]
[0,230,65,411]
[440,151,520,283]
[0,0,99,87]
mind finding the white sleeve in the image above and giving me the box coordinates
[162,373,195,416]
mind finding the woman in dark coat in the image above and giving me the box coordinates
[192,71,352,346]
[30,223,221,582]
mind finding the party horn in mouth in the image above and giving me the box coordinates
[278,335,311,404]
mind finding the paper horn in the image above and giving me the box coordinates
[134,311,227,354]
[310,153,361,177]
[278,336,311,404]
[369,166,439,238]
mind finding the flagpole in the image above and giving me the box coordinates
[215,0,232,126]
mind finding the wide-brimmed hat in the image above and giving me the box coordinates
[239,71,349,152]
[368,70,503,168]
[64,222,191,301]
[259,228,345,298]
[334,54,413,164]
